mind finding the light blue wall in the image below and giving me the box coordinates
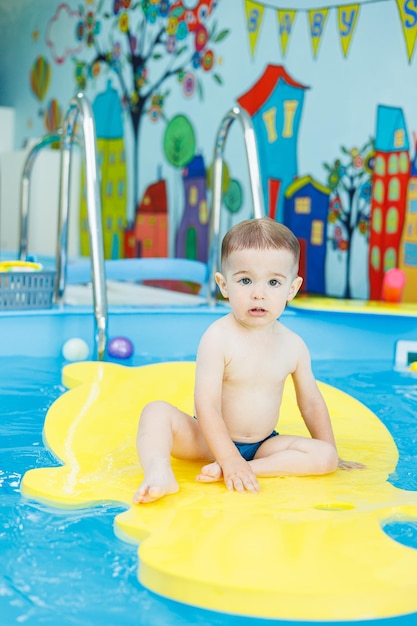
[0,0,415,296]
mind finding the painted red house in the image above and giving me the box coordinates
[369,105,409,300]
[134,179,168,258]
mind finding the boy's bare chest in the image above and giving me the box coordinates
[224,339,291,384]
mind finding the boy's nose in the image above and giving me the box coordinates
[251,285,265,299]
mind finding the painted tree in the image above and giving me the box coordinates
[73,0,229,210]
[323,140,374,298]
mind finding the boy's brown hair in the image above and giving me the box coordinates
[221,217,300,270]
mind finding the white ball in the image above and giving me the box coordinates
[62,338,89,362]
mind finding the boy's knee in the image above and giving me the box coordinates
[141,400,170,417]
[319,443,338,474]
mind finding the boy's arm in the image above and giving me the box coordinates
[292,338,365,470]
[194,327,260,493]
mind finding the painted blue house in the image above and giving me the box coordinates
[284,175,330,294]
[237,65,308,223]
[80,80,127,259]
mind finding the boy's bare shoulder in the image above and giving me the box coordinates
[277,321,308,351]
[198,313,233,345]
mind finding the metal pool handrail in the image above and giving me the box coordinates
[55,93,108,361]
[19,133,62,261]
[207,106,266,306]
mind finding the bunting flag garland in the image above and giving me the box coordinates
[308,8,329,57]
[338,4,360,57]
[243,0,417,63]
[396,0,417,62]
[277,10,297,56]
[245,0,265,58]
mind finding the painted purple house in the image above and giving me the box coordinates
[283,175,330,294]
[175,154,209,262]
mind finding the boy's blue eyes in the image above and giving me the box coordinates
[238,278,280,286]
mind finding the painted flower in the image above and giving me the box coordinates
[191,52,201,68]
[360,181,371,201]
[364,152,375,175]
[119,12,129,32]
[195,24,208,52]
[113,42,121,59]
[353,155,364,169]
[86,31,94,46]
[85,11,95,29]
[202,49,214,71]
[159,0,169,17]
[146,6,158,22]
[129,34,137,54]
[149,105,161,122]
[90,61,100,78]
[358,220,368,235]
[330,196,341,212]
[167,17,178,35]
[183,72,195,97]
[76,20,84,41]
[328,172,339,189]
[166,35,176,53]
[176,21,188,40]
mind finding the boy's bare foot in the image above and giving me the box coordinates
[196,461,223,483]
[133,462,178,504]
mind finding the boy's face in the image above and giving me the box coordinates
[215,247,302,327]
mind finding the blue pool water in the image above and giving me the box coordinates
[1,306,417,626]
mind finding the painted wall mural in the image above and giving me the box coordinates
[237,64,307,223]
[1,1,417,302]
[54,0,229,214]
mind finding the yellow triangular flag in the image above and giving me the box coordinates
[396,0,417,62]
[245,0,265,58]
[277,10,297,56]
[338,5,360,57]
[308,8,329,58]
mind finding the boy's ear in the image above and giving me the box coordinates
[287,276,303,302]
[215,272,228,299]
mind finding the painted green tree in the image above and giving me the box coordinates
[323,139,374,298]
[73,0,229,210]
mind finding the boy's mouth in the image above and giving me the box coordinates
[249,307,266,315]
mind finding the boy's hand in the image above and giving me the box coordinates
[221,456,260,494]
[338,457,366,471]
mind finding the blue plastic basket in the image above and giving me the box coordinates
[0,271,55,310]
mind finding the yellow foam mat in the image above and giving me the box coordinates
[290,295,417,316]
[21,361,417,621]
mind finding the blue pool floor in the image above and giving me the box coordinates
[1,355,417,626]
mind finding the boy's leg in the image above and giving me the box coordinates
[134,400,212,504]
[197,435,337,484]
[251,434,338,477]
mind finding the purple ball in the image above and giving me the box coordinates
[107,336,134,359]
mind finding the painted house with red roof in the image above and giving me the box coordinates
[369,105,409,300]
[237,64,308,223]
[399,137,417,302]
[134,178,168,258]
